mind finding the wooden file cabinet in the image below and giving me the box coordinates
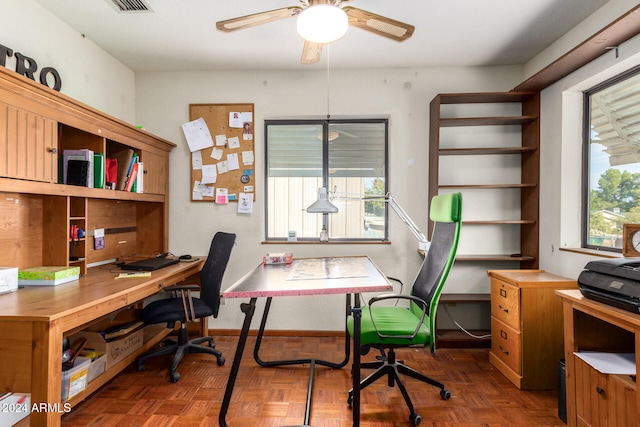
[488,270,576,390]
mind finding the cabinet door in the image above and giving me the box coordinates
[140,150,167,195]
[0,102,58,182]
[575,356,608,427]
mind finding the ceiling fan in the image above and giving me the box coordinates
[216,0,415,64]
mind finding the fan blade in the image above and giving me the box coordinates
[216,7,303,32]
[301,41,323,64]
[343,7,414,42]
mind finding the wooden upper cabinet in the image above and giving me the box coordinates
[0,66,176,197]
[140,150,168,195]
[0,101,58,183]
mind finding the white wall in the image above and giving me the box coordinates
[134,66,523,331]
[538,32,640,279]
[1,0,135,123]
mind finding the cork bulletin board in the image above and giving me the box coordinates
[186,103,255,203]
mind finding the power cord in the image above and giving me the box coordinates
[442,304,491,340]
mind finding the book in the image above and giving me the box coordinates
[105,157,118,190]
[93,153,105,189]
[123,152,139,191]
[102,320,144,341]
[125,162,139,192]
[63,149,94,187]
[18,266,80,286]
[112,148,134,191]
[66,159,89,187]
[135,162,144,193]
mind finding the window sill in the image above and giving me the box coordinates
[559,247,622,258]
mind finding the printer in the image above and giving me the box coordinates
[578,258,640,314]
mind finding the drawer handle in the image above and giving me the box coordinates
[596,386,604,395]
[48,147,58,154]
[500,289,507,298]
[499,345,509,355]
[500,330,507,339]
[499,305,509,313]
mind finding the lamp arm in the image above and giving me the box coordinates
[386,195,429,251]
[330,190,429,251]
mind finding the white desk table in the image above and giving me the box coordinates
[218,256,392,427]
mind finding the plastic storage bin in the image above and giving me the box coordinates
[86,354,106,383]
[61,357,91,401]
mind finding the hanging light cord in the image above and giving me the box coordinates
[326,44,331,120]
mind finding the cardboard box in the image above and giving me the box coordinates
[18,266,80,286]
[0,267,18,294]
[61,357,91,401]
[70,310,144,371]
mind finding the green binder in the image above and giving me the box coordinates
[93,153,105,189]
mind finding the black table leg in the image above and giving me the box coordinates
[219,298,256,427]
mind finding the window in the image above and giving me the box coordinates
[584,66,640,251]
[265,119,388,241]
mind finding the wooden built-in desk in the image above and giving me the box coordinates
[556,289,639,426]
[0,259,204,427]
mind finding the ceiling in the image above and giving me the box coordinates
[33,0,610,72]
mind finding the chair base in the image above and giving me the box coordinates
[348,348,451,426]
[136,325,225,382]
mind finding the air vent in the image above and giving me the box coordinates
[106,0,153,13]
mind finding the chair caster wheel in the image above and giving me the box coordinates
[440,388,451,400]
[217,356,225,366]
[347,393,353,408]
[170,372,180,383]
[137,363,145,372]
[409,412,422,426]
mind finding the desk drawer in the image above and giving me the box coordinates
[491,317,521,374]
[491,279,520,329]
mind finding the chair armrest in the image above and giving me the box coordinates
[367,294,428,341]
[163,283,200,322]
[164,283,200,294]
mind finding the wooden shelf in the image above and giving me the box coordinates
[456,254,535,262]
[436,329,491,348]
[439,147,536,156]
[439,116,537,127]
[438,183,536,190]
[437,293,491,348]
[436,92,537,104]
[463,220,536,225]
[0,177,165,203]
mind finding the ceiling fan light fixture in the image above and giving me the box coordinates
[297,5,348,44]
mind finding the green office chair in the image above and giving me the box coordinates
[347,192,462,426]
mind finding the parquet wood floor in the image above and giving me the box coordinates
[61,335,564,427]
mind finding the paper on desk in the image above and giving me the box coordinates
[116,272,152,279]
[574,352,636,375]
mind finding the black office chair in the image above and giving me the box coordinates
[136,231,236,382]
[347,192,462,426]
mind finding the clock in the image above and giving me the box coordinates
[622,224,640,257]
